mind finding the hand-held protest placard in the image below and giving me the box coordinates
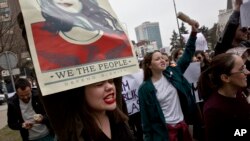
[18,0,139,95]
[240,1,250,27]
[183,62,201,84]
[183,62,203,102]
[122,69,143,115]
[182,33,208,51]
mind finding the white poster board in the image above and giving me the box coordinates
[184,62,201,84]
[184,62,203,102]
[240,1,250,27]
[122,69,143,115]
[182,33,208,51]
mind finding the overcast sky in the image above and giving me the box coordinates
[109,0,227,47]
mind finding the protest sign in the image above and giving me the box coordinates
[182,33,208,51]
[18,0,139,95]
[122,69,143,115]
[184,62,201,84]
[184,62,203,102]
[240,1,250,27]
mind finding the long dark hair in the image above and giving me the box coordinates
[197,53,236,100]
[142,50,161,81]
[39,0,123,33]
[41,77,128,141]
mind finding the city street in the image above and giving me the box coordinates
[0,102,21,141]
[0,93,15,129]
[0,102,7,129]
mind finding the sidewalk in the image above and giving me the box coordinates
[0,93,15,129]
[0,103,7,129]
[0,103,22,141]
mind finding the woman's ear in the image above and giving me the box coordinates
[220,74,230,83]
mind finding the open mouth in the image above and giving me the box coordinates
[103,93,116,104]
[161,63,166,67]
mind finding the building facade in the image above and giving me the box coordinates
[135,40,158,58]
[0,0,10,22]
[217,0,233,38]
[135,21,163,49]
[0,0,31,78]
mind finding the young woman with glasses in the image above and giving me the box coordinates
[198,53,250,141]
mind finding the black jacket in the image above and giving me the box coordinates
[214,11,240,56]
[7,90,53,141]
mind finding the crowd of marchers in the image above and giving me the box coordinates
[5,0,250,141]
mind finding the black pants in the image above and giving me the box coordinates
[193,102,205,141]
[128,112,143,141]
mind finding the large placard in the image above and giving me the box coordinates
[240,1,250,27]
[19,0,139,95]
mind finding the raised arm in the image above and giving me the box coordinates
[177,21,199,73]
[214,0,242,56]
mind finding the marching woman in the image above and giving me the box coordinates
[138,21,199,141]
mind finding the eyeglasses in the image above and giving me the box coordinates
[240,27,250,33]
[229,65,249,75]
[197,56,202,60]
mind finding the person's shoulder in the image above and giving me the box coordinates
[203,94,224,111]
[138,80,154,95]
[8,93,18,101]
[7,94,18,105]
[139,80,150,89]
